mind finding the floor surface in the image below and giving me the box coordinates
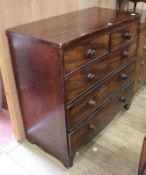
[0,85,146,175]
[0,109,14,149]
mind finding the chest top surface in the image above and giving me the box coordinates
[7,7,140,47]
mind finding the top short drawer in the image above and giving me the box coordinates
[111,21,139,50]
[64,32,109,74]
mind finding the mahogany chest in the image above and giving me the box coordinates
[7,7,140,167]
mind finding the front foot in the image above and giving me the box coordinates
[124,103,130,110]
[63,157,73,168]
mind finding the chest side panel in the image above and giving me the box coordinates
[7,35,69,165]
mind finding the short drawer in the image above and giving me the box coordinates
[64,32,109,74]
[67,60,135,129]
[66,41,137,102]
[68,82,134,155]
[111,21,139,50]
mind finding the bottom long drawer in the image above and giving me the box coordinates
[68,81,134,155]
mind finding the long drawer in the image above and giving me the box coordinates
[65,41,137,102]
[67,60,135,129]
[68,81,134,155]
[64,32,109,74]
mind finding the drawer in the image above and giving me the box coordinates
[68,82,134,155]
[64,32,109,74]
[111,21,139,50]
[67,60,135,129]
[66,41,137,102]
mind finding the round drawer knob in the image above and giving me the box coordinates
[143,45,146,52]
[120,96,126,103]
[87,73,96,82]
[141,61,145,66]
[86,48,96,59]
[87,124,97,131]
[88,99,96,107]
[120,73,128,80]
[124,104,130,110]
[122,51,129,58]
[124,32,132,39]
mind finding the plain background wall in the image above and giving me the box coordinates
[0,0,116,140]
[0,0,116,35]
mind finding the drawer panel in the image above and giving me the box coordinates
[68,82,134,155]
[67,60,135,129]
[64,33,109,74]
[111,21,139,50]
[66,41,137,102]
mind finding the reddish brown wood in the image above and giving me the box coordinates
[64,32,109,74]
[8,7,140,48]
[66,41,137,102]
[111,21,139,50]
[67,60,135,129]
[7,7,140,168]
[7,36,72,167]
[68,82,134,155]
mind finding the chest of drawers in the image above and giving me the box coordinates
[7,7,140,168]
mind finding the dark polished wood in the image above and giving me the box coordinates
[66,41,137,102]
[64,32,109,74]
[68,82,134,155]
[8,7,140,47]
[7,35,72,167]
[67,60,135,129]
[7,7,140,168]
[116,0,146,92]
[111,21,139,50]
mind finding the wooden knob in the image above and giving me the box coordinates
[143,45,146,52]
[124,104,130,110]
[120,96,126,103]
[122,51,129,58]
[141,61,145,66]
[88,99,96,107]
[87,124,97,131]
[87,73,95,82]
[124,32,132,39]
[120,73,128,80]
[86,48,96,59]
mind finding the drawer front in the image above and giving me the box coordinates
[66,41,137,102]
[68,82,134,155]
[111,21,139,50]
[67,60,135,129]
[64,33,109,74]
